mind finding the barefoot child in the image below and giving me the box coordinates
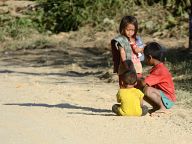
[138,42,176,116]
[112,71,148,116]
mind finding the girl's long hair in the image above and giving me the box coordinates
[119,15,138,39]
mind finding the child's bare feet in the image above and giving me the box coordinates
[150,109,171,117]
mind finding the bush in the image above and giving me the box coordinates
[0,0,190,40]
[0,15,36,41]
[38,0,132,32]
[37,0,191,33]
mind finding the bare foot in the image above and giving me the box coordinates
[150,109,171,117]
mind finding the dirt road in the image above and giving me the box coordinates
[0,44,192,144]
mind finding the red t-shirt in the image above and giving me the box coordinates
[144,63,176,102]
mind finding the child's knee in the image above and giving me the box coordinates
[144,86,161,98]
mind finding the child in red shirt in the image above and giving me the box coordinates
[138,42,176,116]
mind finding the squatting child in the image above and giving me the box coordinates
[138,42,176,116]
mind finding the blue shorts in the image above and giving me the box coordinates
[160,91,174,109]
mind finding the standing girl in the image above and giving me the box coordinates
[111,15,144,87]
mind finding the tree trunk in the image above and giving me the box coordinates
[189,4,192,50]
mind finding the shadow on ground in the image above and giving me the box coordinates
[0,44,192,90]
[4,102,114,116]
[0,69,103,77]
[0,45,111,69]
[0,44,112,82]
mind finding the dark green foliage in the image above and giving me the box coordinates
[41,0,81,32]
[36,0,191,33]
[165,48,192,91]
[0,0,191,39]
[39,0,127,32]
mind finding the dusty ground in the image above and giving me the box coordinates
[0,1,192,143]
[0,31,192,144]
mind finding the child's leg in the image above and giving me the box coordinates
[143,86,167,112]
[143,96,159,113]
[112,104,121,116]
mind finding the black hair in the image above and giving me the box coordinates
[123,70,137,85]
[144,42,165,62]
[119,15,138,39]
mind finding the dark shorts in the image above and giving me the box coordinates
[160,91,174,109]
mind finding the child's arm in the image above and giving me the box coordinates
[119,47,130,70]
[138,90,144,107]
[131,43,144,53]
[137,77,148,92]
[116,91,121,103]
[131,36,145,54]
[140,99,144,107]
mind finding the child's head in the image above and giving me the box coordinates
[144,42,165,65]
[123,70,137,86]
[119,15,138,39]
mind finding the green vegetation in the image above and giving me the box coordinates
[37,0,126,32]
[37,0,191,33]
[0,14,37,41]
[0,0,191,40]
[165,48,192,92]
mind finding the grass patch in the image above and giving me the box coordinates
[176,89,192,108]
[165,48,192,92]
[0,14,39,41]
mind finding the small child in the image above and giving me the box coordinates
[112,71,148,116]
[138,42,176,116]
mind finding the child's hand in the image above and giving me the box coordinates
[130,42,137,49]
[137,78,146,90]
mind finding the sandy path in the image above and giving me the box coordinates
[0,60,192,144]
[0,1,191,143]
